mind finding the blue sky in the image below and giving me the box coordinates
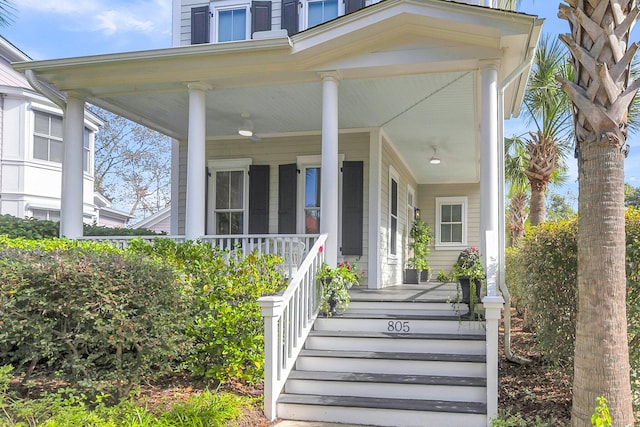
[1,0,638,201]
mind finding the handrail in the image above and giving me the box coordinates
[258,233,327,421]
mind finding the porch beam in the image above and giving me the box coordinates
[185,82,209,240]
[479,60,500,296]
[60,92,85,239]
[320,72,340,267]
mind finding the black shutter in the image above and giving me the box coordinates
[345,0,365,14]
[252,1,272,35]
[278,163,297,233]
[281,0,299,36]
[191,6,210,44]
[249,165,270,234]
[341,161,363,255]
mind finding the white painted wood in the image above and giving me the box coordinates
[314,317,486,335]
[320,73,340,268]
[347,301,461,315]
[483,296,503,426]
[60,93,85,238]
[295,356,486,378]
[185,83,208,239]
[276,403,487,427]
[304,334,486,355]
[285,379,487,403]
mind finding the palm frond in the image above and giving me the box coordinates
[0,0,15,27]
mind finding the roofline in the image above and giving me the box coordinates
[12,37,293,72]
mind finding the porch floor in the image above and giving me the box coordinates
[349,282,460,302]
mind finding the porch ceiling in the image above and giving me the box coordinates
[14,0,542,186]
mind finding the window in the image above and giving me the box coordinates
[208,159,251,235]
[34,111,63,163]
[304,167,321,233]
[308,0,339,27]
[389,167,399,257]
[83,128,91,173]
[436,196,468,247]
[213,1,250,42]
[31,209,60,222]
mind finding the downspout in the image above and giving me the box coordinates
[498,47,535,364]
[25,70,67,111]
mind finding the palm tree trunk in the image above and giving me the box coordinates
[572,140,632,426]
[529,186,546,226]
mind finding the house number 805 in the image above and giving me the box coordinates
[388,321,410,333]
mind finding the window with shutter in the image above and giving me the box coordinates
[278,163,297,233]
[207,159,252,235]
[249,165,270,233]
[191,6,210,44]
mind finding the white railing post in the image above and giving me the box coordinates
[258,295,286,421]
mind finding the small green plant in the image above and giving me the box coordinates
[453,247,484,281]
[491,411,555,427]
[317,261,363,316]
[591,396,612,427]
[437,269,455,283]
[407,218,433,276]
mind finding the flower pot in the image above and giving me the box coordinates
[458,276,481,305]
[404,269,419,284]
[420,269,430,283]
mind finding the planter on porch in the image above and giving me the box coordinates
[317,261,362,316]
[458,276,481,305]
[404,268,419,284]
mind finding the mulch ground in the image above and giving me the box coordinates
[498,308,572,425]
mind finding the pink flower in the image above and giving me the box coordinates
[319,246,323,253]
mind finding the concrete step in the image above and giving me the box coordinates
[314,313,485,335]
[285,370,487,403]
[277,394,487,427]
[347,300,464,316]
[305,330,486,354]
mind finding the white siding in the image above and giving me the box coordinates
[417,183,481,277]
[379,135,417,287]
[176,132,370,276]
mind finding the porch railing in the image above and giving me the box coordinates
[78,234,317,279]
[258,233,327,421]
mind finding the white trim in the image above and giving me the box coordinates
[388,165,399,262]
[296,154,344,236]
[207,158,253,234]
[405,184,415,266]
[368,129,382,289]
[211,0,251,43]
[435,196,468,248]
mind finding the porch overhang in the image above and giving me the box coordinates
[13,0,542,186]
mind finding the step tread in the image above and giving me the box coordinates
[323,313,474,321]
[287,370,487,387]
[298,349,486,363]
[278,393,487,414]
[308,330,485,341]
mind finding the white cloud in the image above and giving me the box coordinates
[14,0,171,37]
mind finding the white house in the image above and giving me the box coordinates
[14,0,542,424]
[0,36,131,228]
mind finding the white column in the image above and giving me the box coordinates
[479,60,500,294]
[170,138,180,235]
[320,72,340,268]
[60,92,85,239]
[258,296,286,421]
[185,82,209,240]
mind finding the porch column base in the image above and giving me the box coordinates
[483,295,504,426]
[258,296,286,421]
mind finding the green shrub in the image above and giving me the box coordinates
[0,243,188,401]
[491,411,555,427]
[507,208,640,392]
[126,239,287,384]
[83,224,162,236]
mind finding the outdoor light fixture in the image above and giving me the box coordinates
[238,113,254,137]
[429,146,441,165]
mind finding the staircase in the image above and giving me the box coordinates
[276,283,488,427]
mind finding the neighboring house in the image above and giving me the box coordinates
[0,36,130,228]
[131,204,171,233]
[93,193,133,228]
[14,0,542,424]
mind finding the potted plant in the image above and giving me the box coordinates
[317,260,363,316]
[453,247,485,318]
[404,218,433,284]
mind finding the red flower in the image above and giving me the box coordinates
[319,246,323,253]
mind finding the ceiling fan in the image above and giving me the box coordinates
[238,112,262,142]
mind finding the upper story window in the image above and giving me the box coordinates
[435,196,468,247]
[307,0,339,27]
[191,3,272,45]
[33,111,63,163]
[214,1,251,42]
